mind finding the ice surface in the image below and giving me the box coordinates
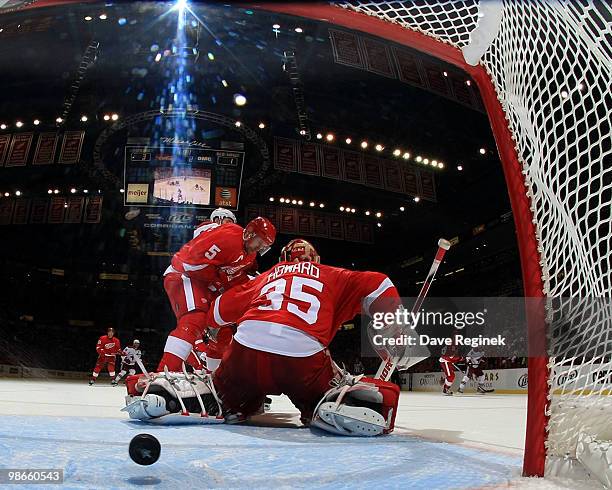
[0,379,596,489]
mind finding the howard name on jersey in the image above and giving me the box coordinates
[209,260,400,354]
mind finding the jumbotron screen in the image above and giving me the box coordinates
[123,145,244,209]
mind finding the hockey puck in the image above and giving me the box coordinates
[129,434,161,466]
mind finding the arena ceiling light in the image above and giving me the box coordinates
[111,114,119,121]
[70,188,77,194]
[326,133,334,142]
[377,223,382,228]
[457,165,463,171]
[221,79,228,88]
[56,117,63,123]
[33,119,40,126]
[345,138,352,144]
[416,155,422,162]
[81,115,88,122]
[393,149,401,157]
[84,16,93,21]
[269,197,274,202]
[103,114,110,121]
[15,191,21,196]
[272,23,280,29]
[15,121,23,128]
[47,189,52,194]
[360,141,368,149]
[316,133,323,140]
[309,202,315,207]
[295,27,303,33]
[402,152,410,160]
[400,206,405,211]
[3,192,9,197]
[414,196,420,202]
[0,124,6,130]
[479,147,486,155]
[375,144,384,152]
[234,94,246,107]
[319,203,324,208]
[53,189,59,194]
[375,212,382,218]
[83,189,89,194]
[235,121,242,127]
[99,14,107,20]
[258,122,266,129]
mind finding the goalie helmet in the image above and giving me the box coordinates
[280,238,320,263]
[243,217,276,255]
[210,208,236,224]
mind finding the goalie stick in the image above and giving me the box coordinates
[375,238,452,381]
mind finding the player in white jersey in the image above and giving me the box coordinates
[457,348,494,394]
[113,340,142,386]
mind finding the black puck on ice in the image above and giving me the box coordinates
[129,433,161,466]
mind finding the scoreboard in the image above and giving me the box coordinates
[123,145,244,210]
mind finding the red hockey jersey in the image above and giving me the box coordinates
[96,335,121,357]
[208,261,400,356]
[169,223,256,285]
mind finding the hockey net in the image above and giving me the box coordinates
[262,0,612,478]
[336,0,612,479]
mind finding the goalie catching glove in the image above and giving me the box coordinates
[122,367,224,424]
[311,373,400,436]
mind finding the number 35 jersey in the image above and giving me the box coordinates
[208,261,400,356]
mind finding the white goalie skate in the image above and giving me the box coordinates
[122,365,225,425]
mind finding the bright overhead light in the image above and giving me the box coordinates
[15,191,21,196]
[53,189,59,194]
[438,162,445,169]
[375,212,382,218]
[70,188,77,194]
[351,208,356,213]
[258,122,265,129]
[176,0,188,10]
[340,206,345,211]
[414,196,420,202]
[99,14,107,20]
[416,156,422,162]
[83,189,89,193]
[221,79,228,88]
[316,133,323,140]
[298,200,303,205]
[423,158,429,164]
[432,160,437,166]
[234,94,247,106]
[299,129,306,136]
[103,114,110,121]
[375,144,384,152]
[3,192,9,197]
[155,53,162,62]
[235,121,242,127]
[400,206,405,211]
[345,138,352,145]
[403,152,410,160]
[120,188,125,193]
[360,141,368,149]
[466,80,471,86]
[111,113,119,121]
[326,133,334,142]
[47,189,52,194]
[279,198,285,203]
[309,202,315,207]
[319,203,324,208]
[377,222,382,228]
[479,148,486,155]
[84,16,93,21]
[291,199,297,205]
[80,115,88,122]
[365,211,370,216]
[207,52,215,61]
[393,149,401,157]
[0,124,6,130]
[443,71,448,77]
[33,119,40,125]
[457,165,463,171]
[15,121,23,128]
[269,197,274,202]
[56,117,63,123]
[272,23,280,29]
[295,27,303,33]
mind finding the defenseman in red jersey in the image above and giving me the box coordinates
[90,327,121,385]
[157,216,276,371]
[439,342,463,396]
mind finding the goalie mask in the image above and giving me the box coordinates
[280,239,320,263]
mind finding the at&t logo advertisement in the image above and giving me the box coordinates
[215,187,237,208]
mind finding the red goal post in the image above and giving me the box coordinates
[255,2,548,477]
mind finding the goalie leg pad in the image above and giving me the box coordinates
[311,375,400,436]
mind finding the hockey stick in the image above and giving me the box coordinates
[375,238,452,381]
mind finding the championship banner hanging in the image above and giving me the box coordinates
[65,197,85,223]
[0,199,14,225]
[5,133,33,167]
[419,169,437,201]
[402,164,419,196]
[83,196,103,224]
[363,155,384,188]
[321,146,341,180]
[0,134,10,167]
[361,37,395,78]
[279,208,297,234]
[58,131,85,164]
[297,212,314,236]
[342,150,363,184]
[274,137,298,172]
[48,197,66,223]
[29,198,49,224]
[329,29,364,69]
[313,215,329,238]
[33,132,58,165]
[384,160,403,193]
[298,142,320,176]
[12,199,30,224]
[328,216,344,240]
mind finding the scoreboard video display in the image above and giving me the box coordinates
[123,146,244,210]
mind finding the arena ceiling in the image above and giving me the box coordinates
[0,1,517,289]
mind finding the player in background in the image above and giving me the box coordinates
[113,339,142,386]
[457,348,494,394]
[193,208,237,239]
[206,239,402,433]
[90,327,121,385]
[157,216,276,372]
[439,341,463,396]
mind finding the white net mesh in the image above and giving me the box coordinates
[342,0,612,464]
